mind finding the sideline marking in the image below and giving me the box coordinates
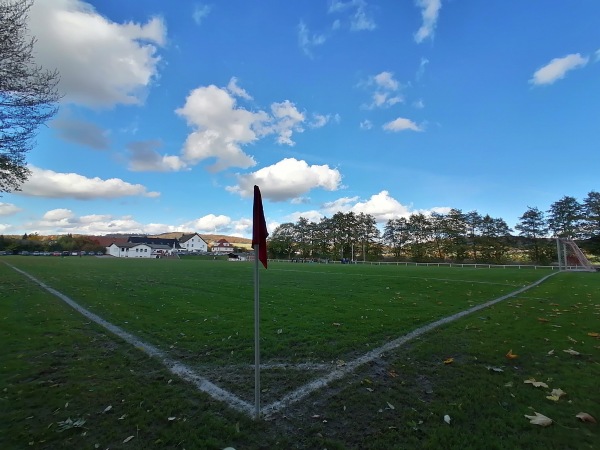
[6,262,558,418]
[6,263,254,416]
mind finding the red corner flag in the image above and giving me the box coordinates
[252,185,268,268]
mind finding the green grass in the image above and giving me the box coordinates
[1,257,598,449]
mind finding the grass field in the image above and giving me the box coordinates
[1,257,598,449]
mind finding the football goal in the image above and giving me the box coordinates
[556,238,596,272]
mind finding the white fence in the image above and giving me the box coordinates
[266,259,596,271]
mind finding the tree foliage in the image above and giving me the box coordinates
[1,0,61,193]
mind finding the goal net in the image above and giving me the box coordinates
[556,238,596,272]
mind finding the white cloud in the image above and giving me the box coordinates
[29,0,166,107]
[0,203,22,216]
[298,21,327,57]
[364,71,403,109]
[269,101,305,145]
[175,83,309,171]
[414,0,442,43]
[227,77,253,100]
[291,191,450,224]
[374,71,399,91]
[383,117,422,132]
[20,210,250,237]
[413,99,425,109]
[43,209,75,221]
[181,214,232,232]
[349,190,412,221]
[226,158,342,201]
[17,166,160,199]
[329,0,376,31]
[416,57,429,80]
[127,140,187,172]
[176,84,266,171]
[192,4,212,25]
[530,53,589,85]
[360,119,373,130]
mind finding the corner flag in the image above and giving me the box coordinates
[252,185,268,419]
[252,185,268,269]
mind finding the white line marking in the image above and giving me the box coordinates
[6,263,254,416]
[260,271,559,416]
[6,262,558,419]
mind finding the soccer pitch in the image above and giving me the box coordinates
[2,257,554,405]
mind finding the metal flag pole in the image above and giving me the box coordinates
[253,243,261,419]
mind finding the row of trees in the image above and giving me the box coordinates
[268,192,600,264]
[0,233,105,254]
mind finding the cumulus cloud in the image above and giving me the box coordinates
[29,0,166,107]
[0,202,22,216]
[175,84,265,171]
[174,81,311,172]
[51,117,110,150]
[414,0,442,43]
[17,166,160,199]
[21,209,248,236]
[383,117,422,132]
[181,214,232,232]
[127,140,187,172]
[530,53,589,85]
[291,190,450,224]
[226,158,342,201]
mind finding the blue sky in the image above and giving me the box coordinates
[1,0,598,237]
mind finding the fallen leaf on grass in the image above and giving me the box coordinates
[563,348,580,356]
[567,336,578,344]
[546,388,566,401]
[575,412,597,423]
[547,349,554,356]
[443,357,454,364]
[103,405,112,413]
[386,402,395,410]
[587,332,599,338]
[485,365,504,372]
[506,349,518,359]
[524,378,549,388]
[537,318,550,322]
[444,414,451,424]
[56,418,86,432]
[123,435,134,443]
[524,412,553,427]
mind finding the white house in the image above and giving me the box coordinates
[211,238,234,254]
[106,243,175,258]
[178,233,208,253]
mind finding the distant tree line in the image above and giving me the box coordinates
[0,233,105,254]
[268,191,600,265]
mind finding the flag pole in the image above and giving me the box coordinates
[252,185,268,420]
[253,242,260,419]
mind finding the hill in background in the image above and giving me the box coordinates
[151,232,252,248]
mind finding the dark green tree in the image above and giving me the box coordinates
[547,196,583,239]
[582,191,600,238]
[515,206,551,263]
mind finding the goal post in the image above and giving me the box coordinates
[556,238,596,272]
